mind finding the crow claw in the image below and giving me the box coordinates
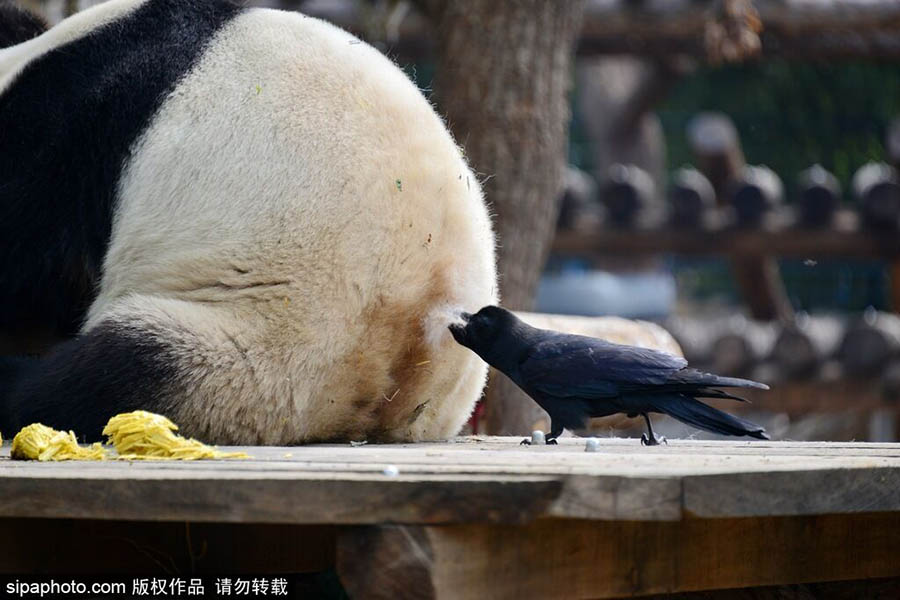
[640,433,667,447]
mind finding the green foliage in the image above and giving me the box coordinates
[660,62,900,311]
[658,60,900,201]
[673,258,890,312]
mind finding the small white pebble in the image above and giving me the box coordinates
[531,430,546,445]
[350,440,368,447]
[383,464,399,477]
[584,438,600,453]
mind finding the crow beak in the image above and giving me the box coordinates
[448,311,471,344]
[447,322,465,342]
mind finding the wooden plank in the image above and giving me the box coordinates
[7,437,900,464]
[0,518,335,574]
[0,472,561,525]
[4,447,900,478]
[10,441,900,470]
[336,514,900,599]
[3,439,900,523]
[683,468,900,518]
[548,475,681,521]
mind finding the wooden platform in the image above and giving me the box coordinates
[2,437,900,598]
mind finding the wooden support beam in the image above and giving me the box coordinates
[576,0,900,61]
[336,513,900,599]
[0,518,335,574]
[302,0,900,61]
[337,525,435,600]
[552,228,900,259]
[2,515,899,599]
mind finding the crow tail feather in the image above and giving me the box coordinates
[672,369,769,391]
[648,394,769,439]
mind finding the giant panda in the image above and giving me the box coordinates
[0,0,497,444]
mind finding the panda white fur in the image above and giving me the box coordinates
[0,0,497,444]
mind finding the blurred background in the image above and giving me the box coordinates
[24,0,900,442]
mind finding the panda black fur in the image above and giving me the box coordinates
[0,0,497,444]
[0,1,46,48]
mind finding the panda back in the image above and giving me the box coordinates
[0,0,242,338]
[1,1,498,443]
[87,7,498,442]
[91,7,489,331]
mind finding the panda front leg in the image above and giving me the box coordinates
[0,319,179,442]
[0,295,267,444]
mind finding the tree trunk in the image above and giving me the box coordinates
[63,0,78,18]
[426,0,584,435]
[576,57,672,188]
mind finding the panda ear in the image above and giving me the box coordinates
[0,1,48,49]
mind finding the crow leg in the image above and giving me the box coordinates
[520,420,565,446]
[545,419,564,445]
[640,413,667,446]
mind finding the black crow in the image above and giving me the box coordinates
[449,305,769,445]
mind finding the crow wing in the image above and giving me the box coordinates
[518,334,688,399]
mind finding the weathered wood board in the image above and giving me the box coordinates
[1,437,899,524]
[337,514,900,600]
[3,437,900,598]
